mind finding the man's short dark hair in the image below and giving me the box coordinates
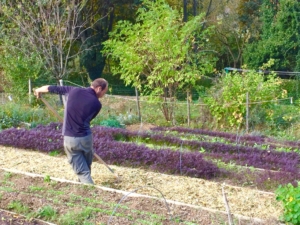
[91,78,108,90]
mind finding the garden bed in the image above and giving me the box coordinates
[0,208,55,225]
[0,144,283,224]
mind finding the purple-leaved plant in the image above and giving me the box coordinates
[1,123,300,190]
[152,126,300,150]
[116,130,300,173]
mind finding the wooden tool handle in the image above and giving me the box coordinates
[40,96,63,123]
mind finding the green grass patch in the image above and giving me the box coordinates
[49,150,61,156]
[29,185,45,192]
[36,205,58,221]
[7,200,30,214]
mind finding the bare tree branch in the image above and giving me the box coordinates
[0,0,112,81]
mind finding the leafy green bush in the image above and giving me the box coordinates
[0,38,43,101]
[0,102,58,130]
[0,115,20,129]
[204,68,286,128]
[276,182,300,224]
[98,116,125,128]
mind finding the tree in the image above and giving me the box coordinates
[0,10,43,101]
[102,0,216,122]
[243,0,300,71]
[78,0,138,80]
[0,37,43,101]
[207,0,262,70]
[213,7,249,68]
[0,0,110,83]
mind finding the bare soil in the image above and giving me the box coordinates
[0,209,52,225]
[0,168,280,225]
[0,123,284,224]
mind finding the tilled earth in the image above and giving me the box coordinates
[1,168,260,225]
[0,209,53,225]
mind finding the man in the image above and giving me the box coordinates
[34,78,108,184]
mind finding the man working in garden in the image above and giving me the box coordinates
[34,78,108,184]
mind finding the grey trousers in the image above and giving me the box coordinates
[64,134,94,184]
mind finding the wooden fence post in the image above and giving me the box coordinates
[28,78,32,104]
[187,90,191,127]
[59,79,66,106]
[135,87,141,122]
[246,92,249,133]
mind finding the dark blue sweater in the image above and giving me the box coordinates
[48,86,101,137]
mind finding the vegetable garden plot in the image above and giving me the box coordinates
[0,123,299,191]
[152,126,300,151]
[0,146,282,223]
[0,167,281,225]
[0,123,290,222]
[0,123,299,223]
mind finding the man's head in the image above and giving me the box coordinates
[91,78,108,98]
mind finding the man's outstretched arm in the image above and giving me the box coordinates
[34,85,50,98]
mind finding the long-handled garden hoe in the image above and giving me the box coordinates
[38,95,120,181]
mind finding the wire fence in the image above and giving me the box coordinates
[99,94,295,130]
[1,80,298,134]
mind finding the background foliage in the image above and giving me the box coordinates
[204,67,286,128]
[1,0,300,136]
[0,38,43,101]
[102,0,216,121]
[243,0,300,71]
